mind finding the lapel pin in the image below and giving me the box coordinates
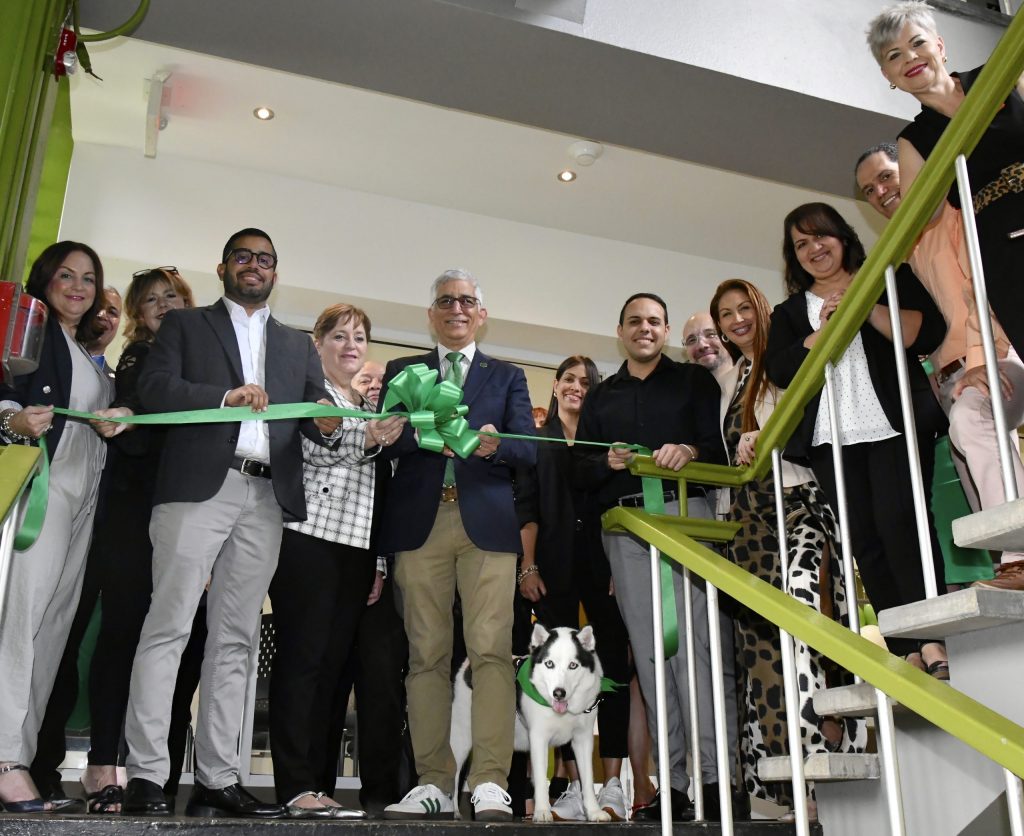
[42,385,52,394]
[480,362,488,368]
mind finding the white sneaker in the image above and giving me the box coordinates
[597,776,627,821]
[551,780,586,821]
[383,784,454,819]
[471,781,512,821]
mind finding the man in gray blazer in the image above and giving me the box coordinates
[122,228,340,818]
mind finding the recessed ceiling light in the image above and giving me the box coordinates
[253,106,275,121]
[557,169,576,183]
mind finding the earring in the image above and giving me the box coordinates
[890,82,897,90]
[943,55,948,63]
[720,333,730,343]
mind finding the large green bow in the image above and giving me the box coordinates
[381,363,480,458]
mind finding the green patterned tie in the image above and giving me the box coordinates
[443,351,464,487]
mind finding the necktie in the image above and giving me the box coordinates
[443,351,464,487]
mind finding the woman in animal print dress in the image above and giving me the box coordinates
[710,279,865,821]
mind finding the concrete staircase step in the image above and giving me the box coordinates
[812,682,907,718]
[757,753,880,783]
[878,587,1024,642]
[953,497,1024,552]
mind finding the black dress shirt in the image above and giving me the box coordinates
[574,354,726,511]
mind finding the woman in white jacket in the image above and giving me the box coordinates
[710,279,865,822]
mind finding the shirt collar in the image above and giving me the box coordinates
[223,296,271,326]
[437,342,476,365]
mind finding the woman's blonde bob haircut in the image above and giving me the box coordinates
[866,1,939,65]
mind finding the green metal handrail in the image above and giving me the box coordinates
[0,445,42,529]
[612,6,1024,783]
[604,506,1024,777]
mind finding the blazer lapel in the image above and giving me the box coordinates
[204,300,245,386]
[461,350,494,407]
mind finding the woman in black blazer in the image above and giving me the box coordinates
[514,355,631,820]
[0,242,117,812]
[765,203,949,675]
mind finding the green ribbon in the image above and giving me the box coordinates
[516,655,624,709]
[12,437,50,552]
[382,364,479,458]
[12,357,681,665]
[640,472,680,659]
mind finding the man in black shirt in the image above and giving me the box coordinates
[575,292,738,821]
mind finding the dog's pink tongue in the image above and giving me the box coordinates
[553,700,569,715]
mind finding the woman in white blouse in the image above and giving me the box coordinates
[765,203,950,677]
[267,303,406,818]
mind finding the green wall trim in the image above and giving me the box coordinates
[605,505,1024,777]
[0,446,43,528]
[0,0,68,282]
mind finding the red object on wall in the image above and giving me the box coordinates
[0,282,48,384]
[53,26,78,78]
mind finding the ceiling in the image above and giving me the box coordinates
[71,0,899,282]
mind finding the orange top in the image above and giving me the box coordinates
[909,201,1009,371]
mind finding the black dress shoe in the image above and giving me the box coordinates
[701,782,751,821]
[185,782,285,818]
[122,778,171,816]
[631,787,694,822]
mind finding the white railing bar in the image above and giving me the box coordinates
[823,362,862,681]
[883,264,939,599]
[954,152,1019,503]
[772,449,811,836]
[648,543,673,836]
[683,568,704,821]
[1007,769,1024,836]
[874,688,907,836]
[704,581,733,835]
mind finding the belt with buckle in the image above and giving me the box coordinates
[618,490,676,509]
[935,356,967,387]
[230,457,272,478]
[440,485,458,503]
[973,161,1024,215]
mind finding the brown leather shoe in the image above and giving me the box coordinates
[973,560,1024,592]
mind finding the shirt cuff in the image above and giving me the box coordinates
[376,556,388,577]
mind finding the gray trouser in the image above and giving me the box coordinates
[603,495,737,791]
[124,470,283,788]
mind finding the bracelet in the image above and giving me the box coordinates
[681,443,698,461]
[0,409,32,443]
[516,564,540,585]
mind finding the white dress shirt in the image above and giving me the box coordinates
[437,341,476,382]
[223,296,272,463]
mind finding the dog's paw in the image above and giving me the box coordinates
[532,806,554,823]
[586,807,612,822]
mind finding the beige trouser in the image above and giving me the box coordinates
[394,502,516,794]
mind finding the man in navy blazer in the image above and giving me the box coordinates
[379,269,534,822]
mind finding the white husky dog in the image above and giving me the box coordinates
[451,623,611,822]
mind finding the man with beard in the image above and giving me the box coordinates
[682,311,733,384]
[121,229,341,817]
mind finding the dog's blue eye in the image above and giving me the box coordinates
[544,660,555,668]
[569,662,578,669]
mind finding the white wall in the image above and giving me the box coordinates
[61,141,796,376]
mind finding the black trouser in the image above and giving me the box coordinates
[268,528,376,803]
[318,574,410,809]
[810,434,945,658]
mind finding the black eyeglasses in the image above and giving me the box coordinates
[133,266,179,278]
[226,248,277,270]
[434,295,480,310]
[683,329,721,347]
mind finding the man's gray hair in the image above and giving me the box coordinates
[867,1,938,65]
[430,268,484,306]
[854,141,899,175]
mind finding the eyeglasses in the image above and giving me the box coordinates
[683,329,721,347]
[226,248,278,270]
[433,295,480,310]
[133,266,179,278]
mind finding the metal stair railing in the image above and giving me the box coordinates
[0,445,43,626]
[610,8,1024,835]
